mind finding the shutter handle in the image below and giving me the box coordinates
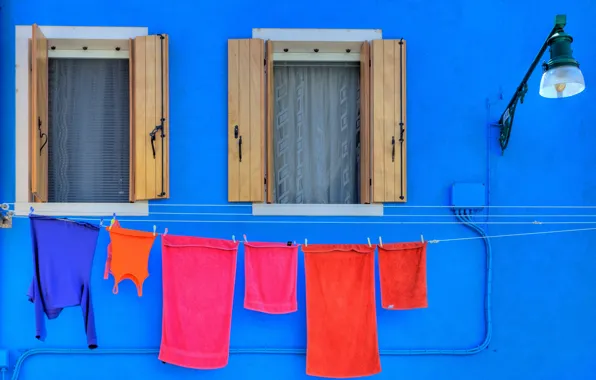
[234,125,242,162]
[238,136,243,162]
[391,136,395,163]
[38,117,48,156]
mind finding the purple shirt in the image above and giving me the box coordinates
[27,215,100,349]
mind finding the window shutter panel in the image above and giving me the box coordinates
[360,41,371,204]
[371,39,407,203]
[227,39,265,202]
[30,24,49,203]
[131,34,170,201]
[266,40,274,203]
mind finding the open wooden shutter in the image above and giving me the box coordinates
[371,39,407,203]
[131,34,170,201]
[360,41,371,204]
[29,24,48,202]
[266,40,274,203]
[228,39,265,202]
[30,24,49,203]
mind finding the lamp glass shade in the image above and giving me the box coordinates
[539,65,585,98]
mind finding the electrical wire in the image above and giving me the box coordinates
[8,202,596,209]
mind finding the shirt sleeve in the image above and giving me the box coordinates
[81,284,98,349]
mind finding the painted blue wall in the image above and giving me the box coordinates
[2,0,596,379]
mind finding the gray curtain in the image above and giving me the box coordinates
[48,58,130,203]
[273,62,360,204]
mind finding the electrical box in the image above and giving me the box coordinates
[450,183,486,212]
[0,349,9,369]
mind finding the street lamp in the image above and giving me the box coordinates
[497,14,585,154]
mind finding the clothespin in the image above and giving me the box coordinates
[29,206,34,216]
[304,238,308,247]
[109,213,116,231]
[163,228,168,236]
[421,234,425,243]
[232,235,236,243]
[243,234,248,243]
[367,237,372,247]
[153,225,157,236]
[378,236,383,248]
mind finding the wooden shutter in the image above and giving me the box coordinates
[371,39,407,203]
[228,39,265,202]
[266,40,274,203]
[360,41,371,204]
[30,24,49,203]
[131,34,170,201]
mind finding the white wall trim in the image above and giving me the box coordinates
[272,53,360,62]
[253,204,384,217]
[15,25,149,216]
[48,50,129,59]
[14,202,149,217]
[252,28,382,41]
[254,28,382,63]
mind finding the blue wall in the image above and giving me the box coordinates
[2,0,596,379]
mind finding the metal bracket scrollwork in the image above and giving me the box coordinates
[0,203,14,228]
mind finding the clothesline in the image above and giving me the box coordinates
[10,215,596,225]
[11,215,596,245]
[6,202,596,209]
[12,210,596,218]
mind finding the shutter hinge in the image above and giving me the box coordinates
[264,177,267,185]
[369,179,372,186]
[369,59,371,67]
[264,59,267,66]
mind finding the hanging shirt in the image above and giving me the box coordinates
[27,215,100,349]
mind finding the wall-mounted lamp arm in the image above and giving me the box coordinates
[497,15,567,155]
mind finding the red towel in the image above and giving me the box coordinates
[378,241,428,310]
[303,244,381,378]
[159,235,239,369]
[244,242,298,314]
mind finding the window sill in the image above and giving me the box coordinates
[252,203,383,217]
[14,201,149,217]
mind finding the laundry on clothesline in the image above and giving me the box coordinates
[303,243,381,378]
[243,241,299,314]
[159,235,239,370]
[104,221,157,296]
[378,241,428,310]
[28,210,586,375]
[27,214,100,349]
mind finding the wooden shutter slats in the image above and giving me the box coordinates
[371,39,407,203]
[266,40,274,203]
[132,34,169,201]
[359,41,371,204]
[227,38,265,202]
[30,23,49,203]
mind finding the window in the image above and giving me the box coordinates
[227,29,408,210]
[17,24,171,215]
[47,58,130,203]
[272,60,360,204]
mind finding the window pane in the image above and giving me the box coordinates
[273,62,360,204]
[48,58,130,203]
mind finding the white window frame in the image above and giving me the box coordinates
[251,28,384,217]
[15,25,149,216]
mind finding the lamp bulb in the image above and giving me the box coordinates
[555,83,567,93]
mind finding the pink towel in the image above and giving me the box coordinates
[158,235,239,369]
[244,242,299,314]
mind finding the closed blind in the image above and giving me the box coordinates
[48,58,130,203]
